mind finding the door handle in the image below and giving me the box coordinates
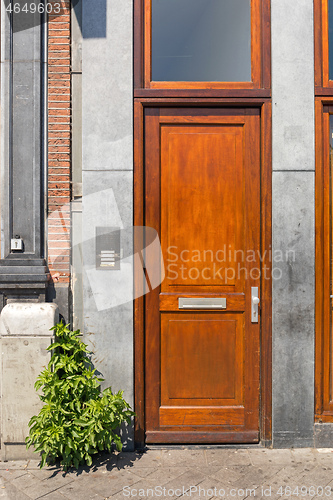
[251,287,260,323]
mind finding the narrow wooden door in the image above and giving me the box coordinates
[144,108,261,443]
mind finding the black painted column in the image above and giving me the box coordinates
[0,3,48,303]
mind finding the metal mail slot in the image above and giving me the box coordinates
[178,298,227,310]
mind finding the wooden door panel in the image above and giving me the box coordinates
[159,293,245,311]
[159,408,245,427]
[145,108,261,443]
[161,313,244,404]
[161,125,244,291]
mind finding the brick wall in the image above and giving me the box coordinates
[47,0,71,285]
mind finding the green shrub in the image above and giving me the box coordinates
[26,323,134,470]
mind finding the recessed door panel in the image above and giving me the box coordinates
[161,314,244,403]
[144,108,261,443]
[161,126,244,289]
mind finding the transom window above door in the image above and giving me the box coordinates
[152,0,251,83]
[140,0,268,90]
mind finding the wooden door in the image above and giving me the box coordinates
[144,108,261,443]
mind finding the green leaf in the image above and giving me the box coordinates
[26,323,133,471]
[40,453,47,469]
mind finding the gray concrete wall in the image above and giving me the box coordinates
[271,0,315,447]
[72,0,83,331]
[81,0,134,449]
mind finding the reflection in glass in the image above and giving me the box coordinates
[152,0,251,82]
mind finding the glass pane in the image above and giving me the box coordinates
[151,0,251,82]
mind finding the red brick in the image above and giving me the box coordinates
[49,59,71,67]
[48,30,70,37]
[48,108,71,115]
[48,80,71,86]
[49,160,71,166]
[49,50,70,58]
[48,254,70,261]
[48,87,70,94]
[49,38,71,45]
[48,103,71,111]
[48,131,70,138]
[48,125,71,133]
[48,135,70,142]
[48,119,71,126]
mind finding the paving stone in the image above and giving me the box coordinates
[210,466,251,486]
[10,472,39,491]
[298,464,333,487]
[0,469,28,481]
[26,461,42,470]
[0,477,6,500]
[133,466,188,485]
[249,449,294,466]
[319,480,333,499]
[22,472,74,499]
[291,449,318,463]
[205,450,252,467]
[192,466,224,477]
[56,480,106,500]
[78,469,142,498]
[313,453,333,467]
[36,492,68,500]
[0,461,29,470]
[91,454,119,471]
[121,467,189,496]
[118,451,164,469]
[179,477,225,500]
[105,494,126,500]
[0,481,31,500]
[160,468,207,499]
[256,464,319,500]
[162,450,207,468]
[231,465,283,490]
[121,467,156,479]
[264,463,315,484]
[30,469,67,481]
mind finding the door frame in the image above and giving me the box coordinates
[315,98,333,420]
[133,99,272,447]
[133,0,271,94]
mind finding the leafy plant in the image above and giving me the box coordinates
[26,322,134,470]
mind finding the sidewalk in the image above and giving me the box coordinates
[1,448,333,500]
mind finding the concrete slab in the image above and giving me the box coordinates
[0,303,59,336]
[205,449,252,467]
[0,303,58,460]
[162,450,207,468]
[249,449,293,466]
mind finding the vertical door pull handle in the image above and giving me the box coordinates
[251,287,260,323]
